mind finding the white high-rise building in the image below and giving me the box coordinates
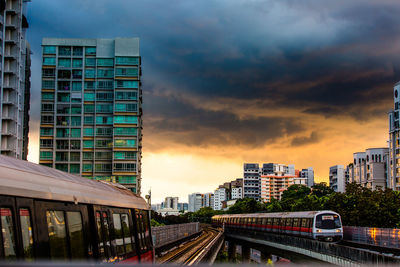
[388,82,400,190]
[164,197,178,210]
[243,163,260,200]
[301,167,314,187]
[0,0,31,159]
[213,187,227,210]
[329,165,346,192]
[202,193,214,208]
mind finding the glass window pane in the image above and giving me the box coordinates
[121,214,133,253]
[19,209,34,260]
[96,212,106,260]
[112,214,125,256]
[46,211,68,259]
[1,208,16,260]
[102,213,112,259]
[67,212,85,259]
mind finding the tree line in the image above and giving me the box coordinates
[152,183,400,228]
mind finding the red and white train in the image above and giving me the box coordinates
[212,210,343,242]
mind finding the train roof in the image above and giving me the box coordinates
[0,155,149,210]
[212,210,339,219]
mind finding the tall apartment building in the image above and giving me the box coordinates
[347,148,388,190]
[188,193,203,212]
[243,163,261,200]
[389,82,400,190]
[164,197,178,210]
[202,192,214,208]
[39,38,142,194]
[260,174,299,202]
[301,167,314,187]
[329,165,346,192]
[0,0,31,159]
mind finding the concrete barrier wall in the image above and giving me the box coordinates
[344,226,400,249]
[152,222,200,248]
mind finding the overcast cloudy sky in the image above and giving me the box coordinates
[27,0,400,203]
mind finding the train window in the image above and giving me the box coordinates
[135,210,147,251]
[280,218,285,226]
[102,212,112,259]
[46,211,68,259]
[262,218,267,225]
[67,212,85,258]
[95,212,106,260]
[19,208,34,259]
[287,218,292,227]
[112,214,125,256]
[1,208,16,259]
[267,218,272,225]
[293,218,299,228]
[121,214,134,253]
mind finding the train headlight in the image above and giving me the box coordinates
[336,229,341,233]
[316,229,322,233]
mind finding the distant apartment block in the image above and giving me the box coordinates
[212,178,244,210]
[389,82,400,190]
[164,196,178,210]
[188,193,203,212]
[38,38,142,194]
[346,148,388,190]
[245,162,314,202]
[329,165,346,192]
[243,163,261,200]
[202,192,214,208]
[0,0,31,159]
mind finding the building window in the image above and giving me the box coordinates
[115,103,137,112]
[96,127,113,137]
[40,151,53,160]
[72,82,82,91]
[113,163,136,172]
[97,58,114,66]
[85,58,96,66]
[41,115,54,124]
[71,128,81,138]
[115,67,138,77]
[59,46,71,56]
[85,47,96,55]
[40,139,53,148]
[72,70,82,79]
[97,68,114,78]
[117,176,137,184]
[114,151,137,160]
[72,59,83,68]
[84,92,95,101]
[84,104,94,113]
[42,80,55,89]
[114,139,136,148]
[70,164,80,174]
[41,103,54,112]
[71,117,81,126]
[83,164,93,172]
[95,139,112,148]
[115,57,139,65]
[57,93,70,103]
[84,81,95,89]
[58,58,71,68]
[85,69,95,78]
[95,152,112,160]
[96,116,113,125]
[73,47,83,56]
[96,92,113,101]
[115,80,138,89]
[70,152,80,161]
[43,46,56,54]
[83,152,93,160]
[96,103,113,113]
[114,115,138,124]
[43,57,56,65]
[94,164,112,172]
[115,91,137,100]
[42,92,54,101]
[83,140,94,148]
[83,128,94,136]
[43,68,56,77]
[56,128,69,138]
[84,116,94,125]
[114,127,137,136]
[97,80,114,90]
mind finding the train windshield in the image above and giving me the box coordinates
[315,213,341,229]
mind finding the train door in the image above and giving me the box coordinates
[34,200,90,260]
[92,206,115,262]
[15,198,36,260]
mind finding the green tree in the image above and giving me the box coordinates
[311,182,334,198]
[226,198,265,214]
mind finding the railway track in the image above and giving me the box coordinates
[158,228,220,265]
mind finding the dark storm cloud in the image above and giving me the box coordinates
[27,0,400,148]
[291,131,321,147]
[144,92,304,147]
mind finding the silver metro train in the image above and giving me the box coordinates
[212,210,343,242]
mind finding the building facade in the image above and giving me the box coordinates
[213,187,227,210]
[389,82,400,190]
[39,38,142,193]
[300,167,314,187]
[0,0,31,159]
[329,165,346,192]
[164,197,178,210]
[348,148,388,190]
[202,192,214,208]
[243,163,261,200]
[188,193,202,212]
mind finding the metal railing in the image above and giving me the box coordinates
[344,226,400,249]
[152,222,200,248]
